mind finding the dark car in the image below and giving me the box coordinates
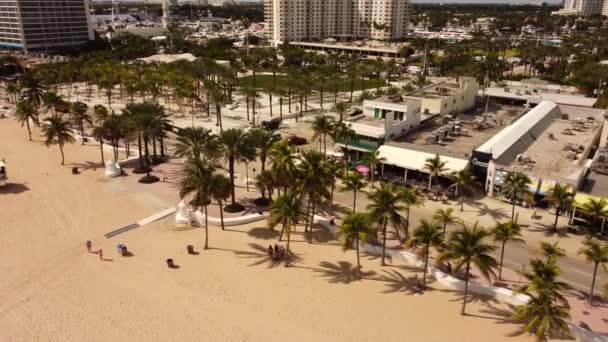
[261,118,282,130]
[288,136,308,146]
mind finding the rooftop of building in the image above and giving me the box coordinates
[405,77,476,99]
[389,106,515,159]
[485,79,597,107]
[492,104,606,184]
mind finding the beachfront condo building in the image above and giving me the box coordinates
[0,0,94,53]
[264,0,410,45]
[557,0,608,16]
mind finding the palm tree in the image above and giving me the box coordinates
[268,191,303,266]
[432,207,461,240]
[424,154,447,190]
[580,198,608,234]
[311,114,335,156]
[362,149,384,187]
[174,126,219,161]
[70,102,91,145]
[209,86,229,131]
[539,241,566,261]
[544,184,574,232]
[331,122,357,170]
[42,116,76,165]
[367,183,407,266]
[401,187,421,238]
[210,173,232,231]
[20,73,45,111]
[517,257,571,306]
[218,128,256,209]
[91,124,107,165]
[512,292,571,342]
[332,101,352,122]
[326,159,342,216]
[255,170,275,201]
[492,221,524,280]
[449,168,478,211]
[298,150,331,243]
[406,220,443,287]
[341,173,366,213]
[578,237,608,304]
[268,139,298,193]
[14,100,38,141]
[249,128,280,173]
[502,172,531,221]
[41,91,64,116]
[5,82,20,103]
[179,158,215,249]
[337,212,373,277]
[439,222,497,315]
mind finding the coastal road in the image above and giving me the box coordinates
[331,188,606,294]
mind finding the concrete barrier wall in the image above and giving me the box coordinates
[193,210,269,227]
[313,215,530,306]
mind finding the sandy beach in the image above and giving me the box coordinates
[0,116,536,341]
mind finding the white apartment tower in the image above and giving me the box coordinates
[0,0,94,53]
[264,0,409,45]
[560,0,608,15]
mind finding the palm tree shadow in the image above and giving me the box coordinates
[69,161,103,172]
[233,243,302,269]
[314,261,377,284]
[474,202,509,220]
[247,227,280,240]
[0,183,30,194]
[375,269,423,294]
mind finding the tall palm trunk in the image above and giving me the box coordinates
[26,119,32,141]
[99,140,105,164]
[269,92,273,117]
[284,224,291,267]
[589,262,599,304]
[308,197,316,244]
[218,199,225,230]
[229,156,236,206]
[59,143,65,165]
[461,260,471,315]
[80,122,85,145]
[203,205,209,249]
[279,97,283,120]
[137,134,144,170]
[355,234,361,277]
[352,190,357,213]
[498,241,506,280]
[422,244,430,286]
[143,135,151,177]
[381,219,388,266]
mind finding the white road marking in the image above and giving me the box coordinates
[570,268,599,279]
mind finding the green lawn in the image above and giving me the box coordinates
[239,74,387,92]
[472,48,520,58]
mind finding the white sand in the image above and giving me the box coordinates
[0,118,533,341]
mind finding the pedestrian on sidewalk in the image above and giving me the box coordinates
[98,249,103,260]
[86,240,92,253]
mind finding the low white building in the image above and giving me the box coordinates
[337,97,422,152]
[404,77,479,116]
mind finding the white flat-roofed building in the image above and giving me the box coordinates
[485,79,598,108]
[404,77,479,116]
[337,97,422,152]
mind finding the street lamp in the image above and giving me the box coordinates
[245,162,250,192]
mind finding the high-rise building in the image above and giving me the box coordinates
[556,0,607,15]
[264,0,409,45]
[0,0,94,53]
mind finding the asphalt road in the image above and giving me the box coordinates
[331,188,606,294]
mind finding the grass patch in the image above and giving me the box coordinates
[239,74,387,92]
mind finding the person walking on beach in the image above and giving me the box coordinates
[86,240,92,253]
[98,249,103,260]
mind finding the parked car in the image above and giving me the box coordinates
[262,118,282,130]
[288,136,308,146]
